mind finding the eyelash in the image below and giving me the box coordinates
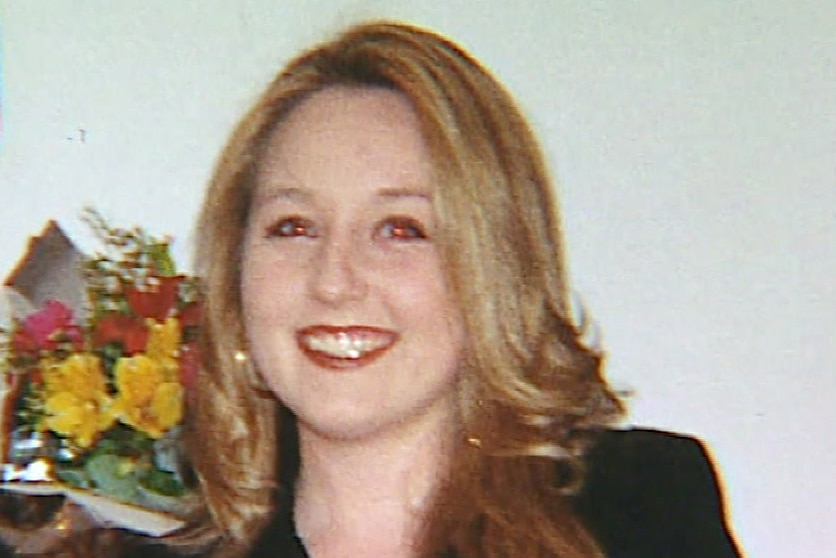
[264,216,428,241]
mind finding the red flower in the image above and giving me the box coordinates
[12,300,83,354]
[11,330,39,355]
[178,341,200,398]
[178,301,202,329]
[93,314,149,355]
[125,276,183,321]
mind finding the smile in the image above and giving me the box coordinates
[296,325,399,368]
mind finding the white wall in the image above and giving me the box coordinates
[2,2,835,555]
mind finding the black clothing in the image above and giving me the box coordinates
[575,428,741,557]
[0,428,741,557]
[249,428,742,557]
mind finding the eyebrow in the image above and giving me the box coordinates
[254,186,432,203]
[377,187,432,201]
[252,186,310,204]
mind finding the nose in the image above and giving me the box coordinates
[309,235,368,305]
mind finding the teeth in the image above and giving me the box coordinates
[302,331,390,359]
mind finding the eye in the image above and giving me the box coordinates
[265,216,317,238]
[377,217,428,240]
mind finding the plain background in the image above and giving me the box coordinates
[2,2,835,556]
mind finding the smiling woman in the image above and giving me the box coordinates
[0,19,741,558]
[160,20,743,558]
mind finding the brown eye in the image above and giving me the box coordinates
[378,217,427,240]
[265,217,317,238]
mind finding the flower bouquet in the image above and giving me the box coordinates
[0,210,200,537]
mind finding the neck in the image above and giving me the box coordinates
[293,414,456,550]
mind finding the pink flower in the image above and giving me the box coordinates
[12,300,83,354]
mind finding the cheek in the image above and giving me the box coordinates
[240,254,265,317]
[396,271,465,347]
[241,244,300,305]
[240,256,295,381]
[240,250,291,337]
[395,261,457,316]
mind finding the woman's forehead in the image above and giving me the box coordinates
[253,87,434,197]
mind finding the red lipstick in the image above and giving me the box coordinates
[296,325,399,369]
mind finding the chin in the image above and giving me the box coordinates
[295,410,401,443]
[290,393,457,446]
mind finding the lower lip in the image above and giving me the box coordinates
[299,346,392,369]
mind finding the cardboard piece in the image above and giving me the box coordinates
[0,483,185,536]
[3,220,86,321]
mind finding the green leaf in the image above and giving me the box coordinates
[84,453,140,503]
[140,468,186,497]
[149,243,176,277]
[55,467,92,489]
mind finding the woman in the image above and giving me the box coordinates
[185,20,740,558]
[0,20,741,558]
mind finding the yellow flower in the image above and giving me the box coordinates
[39,354,114,448]
[41,354,108,400]
[151,382,185,431]
[111,354,184,439]
[42,392,115,448]
[145,318,180,364]
[144,318,181,380]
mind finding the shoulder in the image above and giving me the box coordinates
[577,427,722,519]
[584,427,714,477]
[574,427,742,558]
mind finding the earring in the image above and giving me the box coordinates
[235,349,273,397]
[466,436,482,449]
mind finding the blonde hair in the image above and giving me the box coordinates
[188,20,624,557]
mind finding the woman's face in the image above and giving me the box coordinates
[241,87,465,443]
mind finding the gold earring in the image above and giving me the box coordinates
[466,436,482,449]
[235,349,273,397]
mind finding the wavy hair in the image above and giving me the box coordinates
[187,20,624,557]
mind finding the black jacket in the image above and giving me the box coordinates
[249,428,742,557]
[574,428,741,557]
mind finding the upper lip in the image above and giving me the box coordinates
[296,325,399,359]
